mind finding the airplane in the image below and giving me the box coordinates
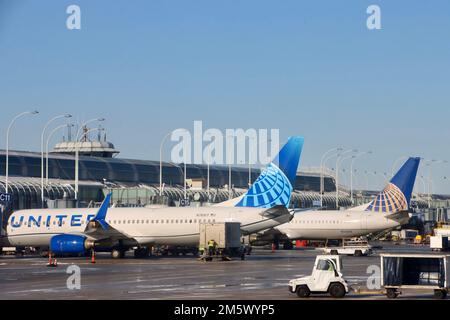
[0,136,304,259]
[275,157,421,241]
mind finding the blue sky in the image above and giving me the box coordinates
[0,0,449,193]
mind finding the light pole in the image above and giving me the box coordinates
[5,110,39,193]
[247,136,256,188]
[335,149,357,209]
[74,120,105,204]
[159,132,173,197]
[46,124,74,185]
[40,114,72,205]
[159,129,189,200]
[350,151,372,204]
[320,147,343,206]
[183,137,188,202]
[422,159,448,209]
[226,135,234,200]
[417,175,427,198]
[423,176,434,209]
[206,143,213,203]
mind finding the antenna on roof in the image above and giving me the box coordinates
[67,124,72,141]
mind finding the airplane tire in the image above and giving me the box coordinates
[354,250,363,257]
[296,285,311,298]
[111,248,125,259]
[329,283,346,298]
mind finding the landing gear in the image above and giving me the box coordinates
[134,247,150,259]
[111,248,126,259]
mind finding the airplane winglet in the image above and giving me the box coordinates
[93,193,112,230]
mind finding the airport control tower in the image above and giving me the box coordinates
[52,126,120,158]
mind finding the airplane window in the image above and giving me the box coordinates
[171,220,174,224]
[151,220,154,224]
[185,219,188,223]
[155,220,159,224]
[166,220,169,224]
[136,220,140,224]
[132,220,136,224]
[145,220,148,224]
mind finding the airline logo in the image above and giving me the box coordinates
[236,163,293,208]
[10,214,96,229]
[365,183,408,213]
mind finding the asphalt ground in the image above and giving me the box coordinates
[0,242,440,300]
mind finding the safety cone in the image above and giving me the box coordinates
[91,249,96,264]
[47,253,57,267]
[271,243,276,253]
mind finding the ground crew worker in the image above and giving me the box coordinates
[208,239,215,256]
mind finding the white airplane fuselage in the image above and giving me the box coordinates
[4,206,291,248]
[276,210,400,240]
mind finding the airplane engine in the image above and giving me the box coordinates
[50,234,95,254]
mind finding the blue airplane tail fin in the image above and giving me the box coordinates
[365,157,421,213]
[235,136,304,208]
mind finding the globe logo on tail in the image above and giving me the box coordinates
[236,163,293,208]
[365,183,408,213]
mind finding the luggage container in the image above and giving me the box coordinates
[381,253,450,299]
[199,222,243,260]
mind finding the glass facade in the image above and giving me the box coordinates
[0,151,334,192]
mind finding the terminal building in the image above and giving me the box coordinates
[0,134,352,212]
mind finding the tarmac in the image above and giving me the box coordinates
[0,242,439,300]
